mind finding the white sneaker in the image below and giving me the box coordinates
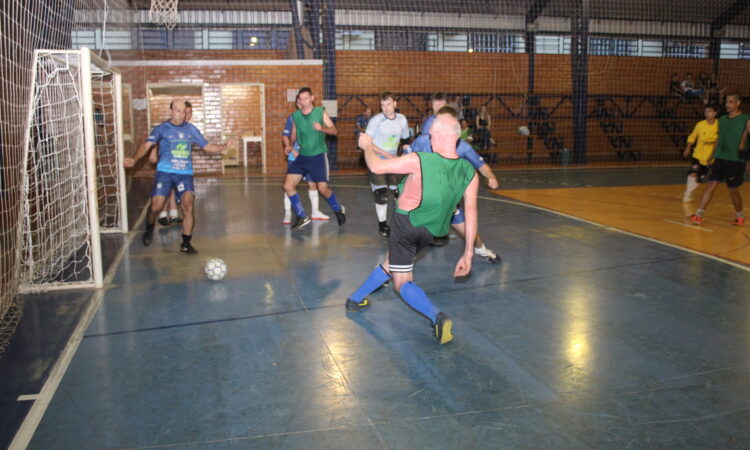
[311,210,330,220]
[682,191,691,203]
[282,210,292,224]
[474,247,501,264]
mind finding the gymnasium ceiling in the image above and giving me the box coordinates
[124,0,750,27]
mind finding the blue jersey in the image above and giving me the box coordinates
[282,115,301,161]
[409,134,485,169]
[148,121,208,175]
[420,115,436,136]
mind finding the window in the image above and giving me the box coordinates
[664,41,708,58]
[335,30,375,50]
[536,35,570,54]
[375,30,428,51]
[469,33,524,53]
[590,38,638,56]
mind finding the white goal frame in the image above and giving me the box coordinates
[18,47,128,291]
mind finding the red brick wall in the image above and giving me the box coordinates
[114,50,322,175]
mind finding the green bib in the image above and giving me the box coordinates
[292,107,327,156]
[397,152,475,236]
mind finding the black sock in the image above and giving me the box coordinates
[145,222,155,233]
[182,234,191,245]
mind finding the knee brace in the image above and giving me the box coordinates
[374,187,389,205]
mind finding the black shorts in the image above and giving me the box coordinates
[687,158,709,181]
[388,212,434,273]
[368,171,406,190]
[708,159,745,188]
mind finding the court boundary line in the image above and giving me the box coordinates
[481,195,750,272]
[9,204,150,450]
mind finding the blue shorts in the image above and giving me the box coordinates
[151,172,194,203]
[287,160,309,182]
[287,153,329,183]
[451,207,465,225]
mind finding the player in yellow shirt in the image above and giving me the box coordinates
[682,104,718,203]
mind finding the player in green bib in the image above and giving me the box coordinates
[690,94,749,226]
[347,110,479,344]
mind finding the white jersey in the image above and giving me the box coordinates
[365,112,410,156]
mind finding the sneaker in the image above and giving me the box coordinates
[681,191,691,203]
[180,242,198,254]
[475,247,501,264]
[433,312,453,344]
[689,214,702,225]
[345,298,370,312]
[169,216,183,225]
[335,206,346,226]
[378,222,390,238]
[430,235,449,247]
[282,210,292,225]
[733,217,745,226]
[292,215,311,230]
[142,230,153,246]
[157,216,170,226]
[311,210,330,221]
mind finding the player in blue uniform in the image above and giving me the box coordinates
[410,94,501,263]
[125,100,234,254]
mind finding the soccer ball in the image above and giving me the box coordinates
[518,126,530,136]
[204,258,227,281]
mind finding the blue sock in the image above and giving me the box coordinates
[399,281,439,323]
[289,193,306,217]
[325,192,341,212]
[350,265,389,301]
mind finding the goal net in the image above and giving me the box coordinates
[18,48,127,292]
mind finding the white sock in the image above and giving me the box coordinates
[308,190,320,212]
[283,194,291,212]
[158,211,168,219]
[474,244,487,255]
[375,203,388,222]
[169,209,179,218]
[686,176,699,193]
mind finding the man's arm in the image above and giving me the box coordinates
[359,134,418,174]
[454,173,479,278]
[203,139,236,154]
[313,111,337,135]
[478,164,499,189]
[684,124,699,159]
[124,140,156,168]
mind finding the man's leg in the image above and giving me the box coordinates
[144,195,167,246]
[178,191,197,253]
[392,271,452,344]
[284,173,309,229]
[168,190,181,224]
[317,182,346,226]
[451,211,501,264]
[691,181,719,224]
[308,181,329,220]
[728,187,745,225]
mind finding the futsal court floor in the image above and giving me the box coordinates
[2,166,750,449]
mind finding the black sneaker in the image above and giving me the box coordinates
[335,206,346,226]
[430,235,449,247]
[378,221,390,238]
[169,217,183,225]
[292,215,311,230]
[180,242,198,254]
[346,298,370,312]
[142,230,153,246]
[157,216,170,226]
[433,312,453,344]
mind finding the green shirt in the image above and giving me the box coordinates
[397,152,475,237]
[292,106,327,156]
[714,113,749,162]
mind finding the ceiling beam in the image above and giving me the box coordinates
[711,0,750,30]
[525,0,551,24]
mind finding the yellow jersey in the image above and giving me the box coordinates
[687,120,718,165]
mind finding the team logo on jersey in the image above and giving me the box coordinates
[178,132,185,139]
[156,182,163,189]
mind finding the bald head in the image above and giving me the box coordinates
[429,113,461,157]
[169,99,187,126]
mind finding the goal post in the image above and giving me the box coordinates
[18,47,127,292]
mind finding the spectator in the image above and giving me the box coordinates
[448,95,464,120]
[669,73,685,100]
[355,106,372,150]
[681,73,705,102]
[705,72,726,106]
[459,119,473,143]
[474,104,492,151]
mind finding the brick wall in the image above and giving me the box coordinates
[114,50,322,175]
